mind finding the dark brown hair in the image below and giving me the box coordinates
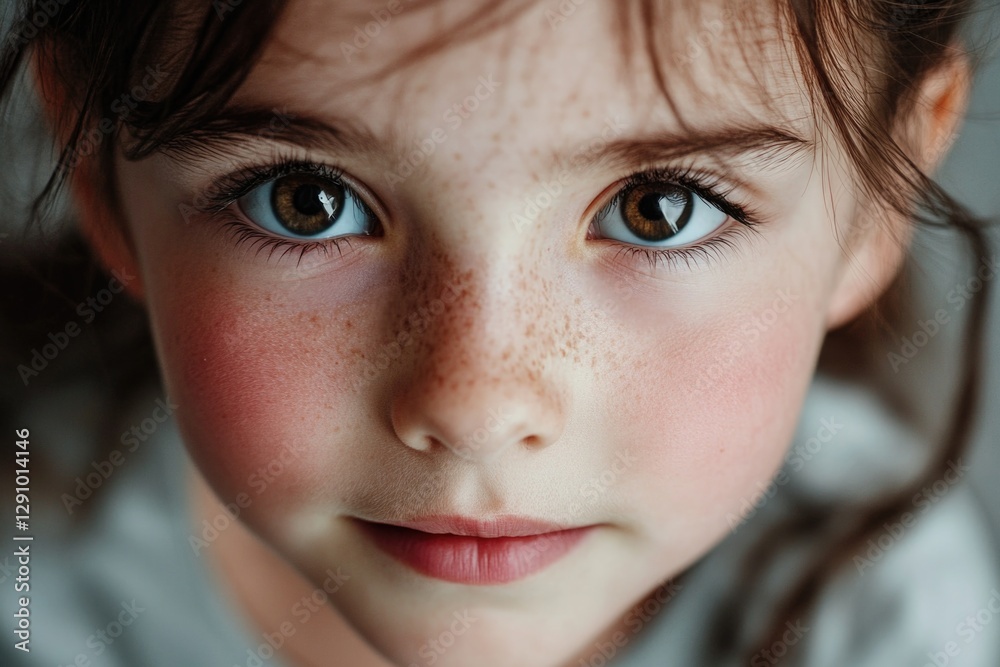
[0,0,995,663]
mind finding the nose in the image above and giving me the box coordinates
[389,261,568,464]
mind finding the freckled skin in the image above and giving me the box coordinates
[112,1,881,666]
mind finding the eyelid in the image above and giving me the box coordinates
[590,163,765,229]
[189,151,389,224]
[582,163,769,276]
[193,161,338,214]
[605,224,760,275]
[190,152,767,274]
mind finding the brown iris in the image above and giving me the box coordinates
[270,174,345,236]
[621,183,693,242]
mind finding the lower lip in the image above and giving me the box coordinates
[356,521,595,585]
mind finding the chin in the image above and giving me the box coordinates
[337,600,597,667]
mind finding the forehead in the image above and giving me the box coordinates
[234,0,813,146]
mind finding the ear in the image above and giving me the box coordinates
[31,46,145,302]
[68,158,146,302]
[824,48,971,330]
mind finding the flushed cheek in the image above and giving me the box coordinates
[615,297,824,555]
[149,278,365,517]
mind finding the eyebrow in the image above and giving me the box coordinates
[157,104,812,176]
[585,125,812,174]
[157,105,384,160]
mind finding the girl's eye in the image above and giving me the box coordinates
[237,173,377,239]
[592,180,729,249]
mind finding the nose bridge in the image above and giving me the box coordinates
[388,235,568,463]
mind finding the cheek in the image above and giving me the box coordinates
[149,274,362,512]
[122,164,395,517]
[612,282,828,555]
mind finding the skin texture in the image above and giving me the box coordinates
[49,0,968,665]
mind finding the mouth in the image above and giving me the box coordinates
[353,515,597,585]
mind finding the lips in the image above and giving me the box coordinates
[354,516,595,585]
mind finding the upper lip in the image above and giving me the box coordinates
[364,515,579,538]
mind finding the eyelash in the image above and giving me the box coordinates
[592,166,764,273]
[193,156,764,270]
[196,158,369,264]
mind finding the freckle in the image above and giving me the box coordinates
[452,153,462,161]
[345,320,353,329]
[582,110,592,119]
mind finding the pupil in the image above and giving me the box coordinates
[622,185,692,241]
[293,184,326,217]
[638,193,667,221]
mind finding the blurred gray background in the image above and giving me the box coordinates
[934,9,1000,530]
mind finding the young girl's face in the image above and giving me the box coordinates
[107,0,887,664]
